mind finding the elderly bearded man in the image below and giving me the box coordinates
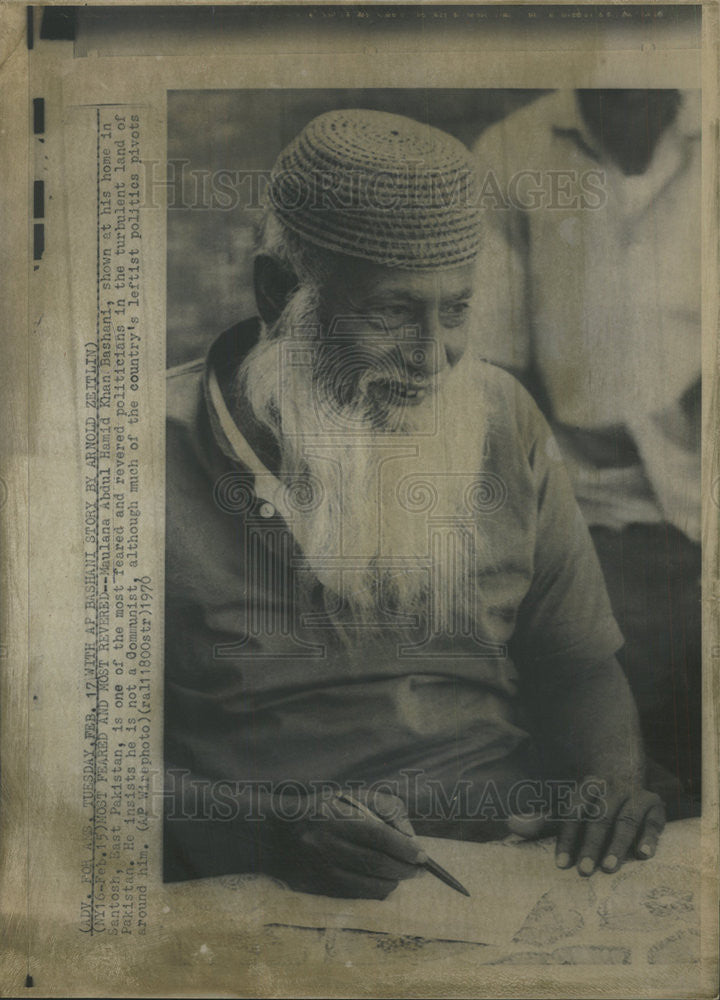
[164,110,665,899]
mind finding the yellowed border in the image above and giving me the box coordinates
[0,2,717,997]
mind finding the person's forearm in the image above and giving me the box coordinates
[535,656,645,788]
[162,770,290,882]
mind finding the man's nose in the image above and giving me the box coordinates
[404,313,464,375]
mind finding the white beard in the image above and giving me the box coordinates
[235,287,492,644]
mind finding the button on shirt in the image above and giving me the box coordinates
[472,90,701,540]
[165,319,622,824]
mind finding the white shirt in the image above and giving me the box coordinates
[472,90,701,541]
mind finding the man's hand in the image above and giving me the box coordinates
[271,789,425,899]
[518,656,666,875]
[554,779,666,875]
[509,777,666,875]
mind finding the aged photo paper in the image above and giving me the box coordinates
[1,2,719,997]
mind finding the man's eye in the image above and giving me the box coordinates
[378,306,414,328]
[442,302,470,316]
[441,302,471,325]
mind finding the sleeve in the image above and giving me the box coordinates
[162,767,291,883]
[512,402,624,678]
[471,121,532,373]
[626,386,701,543]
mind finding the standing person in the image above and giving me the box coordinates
[472,90,701,808]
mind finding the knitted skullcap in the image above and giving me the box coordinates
[269,109,481,270]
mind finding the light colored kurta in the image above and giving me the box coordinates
[472,90,701,541]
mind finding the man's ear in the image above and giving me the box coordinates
[254,254,298,326]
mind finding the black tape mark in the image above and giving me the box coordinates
[25,974,34,988]
[39,6,77,41]
[33,224,44,261]
[26,7,33,50]
[33,98,45,135]
[33,181,44,219]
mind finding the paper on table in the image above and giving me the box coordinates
[255,835,557,944]
[164,820,701,949]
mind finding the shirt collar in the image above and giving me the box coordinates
[200,318,300,519]
[202,318,282,474]
[675,89,701,140]
[549,88,700,161]
[550,89,602,160]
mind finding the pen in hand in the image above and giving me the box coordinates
[336,793,471,898]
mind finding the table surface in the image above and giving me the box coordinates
[260,818,704,965]
[20,819,710,998]
[159,816,709,991]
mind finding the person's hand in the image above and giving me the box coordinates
[270,788,425,899]
[508,777,666,876]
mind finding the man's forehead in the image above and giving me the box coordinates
[325,259,477,300]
